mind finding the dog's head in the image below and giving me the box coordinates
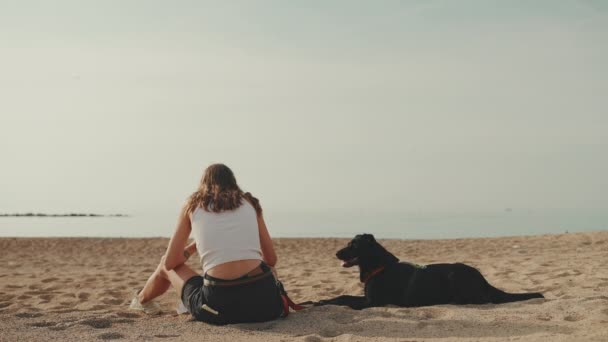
[336,234,379,268]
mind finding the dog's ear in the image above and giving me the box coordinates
[361,234,376,242]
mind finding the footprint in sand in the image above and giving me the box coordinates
[78,292,91,300]
[89,304,110,311]
[318,326,342,338]
[115,312,139,318]
[0,294,16,301]
[98,332,125,340]
[563,314,584,322]
[80,318,113,329]
[41,277,59,283]
[15,312,44,318]
[113,318,135,324]
[28,321,57,328]
[0,302,13,309]
[554,271,571,278]
[38,294,54,301]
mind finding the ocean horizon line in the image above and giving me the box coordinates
[0,213,129,217]
[0,229,605,241]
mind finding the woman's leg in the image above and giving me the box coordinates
[138,258,198,304]
[138,262,171,304]
[162,263,199,301]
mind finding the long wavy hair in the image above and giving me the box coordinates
[186,164,262,216]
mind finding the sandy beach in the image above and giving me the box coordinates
[1,232,607,341]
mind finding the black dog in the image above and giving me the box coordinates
[304,234,543,310]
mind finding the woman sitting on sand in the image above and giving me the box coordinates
[129,163,284,324]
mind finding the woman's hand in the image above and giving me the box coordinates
[183,241,197,261]
[257,214,277,267]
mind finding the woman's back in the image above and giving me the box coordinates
[191,201,262,278]
[132,163,282,323]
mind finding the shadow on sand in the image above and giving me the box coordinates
[235,304,572,340]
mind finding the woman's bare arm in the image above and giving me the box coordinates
[163,205,192,271]
[257,214,277,267]
[183,240,197,259]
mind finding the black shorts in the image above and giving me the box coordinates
[181,264,284,325]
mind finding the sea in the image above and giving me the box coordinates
[0,209,606,240]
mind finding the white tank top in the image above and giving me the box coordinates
[190,201,262,272]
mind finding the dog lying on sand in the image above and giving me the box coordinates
[303,234,544,310]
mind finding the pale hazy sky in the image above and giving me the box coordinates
[1,1,607,221]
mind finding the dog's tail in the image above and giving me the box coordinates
[488,286,544,304]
